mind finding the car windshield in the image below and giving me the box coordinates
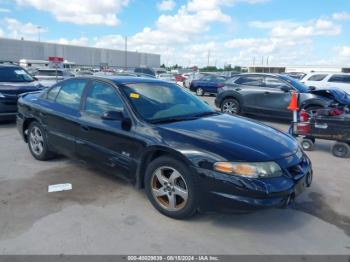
[279,75,309,93]
[0,67,35,82]
[120,82,216,123]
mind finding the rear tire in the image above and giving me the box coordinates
[144,156,198,219]
[28,121,55,161]
[301,138,314,151]
[221,98,241,115]
[331,142,350,158]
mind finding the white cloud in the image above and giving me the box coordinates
[251,18,341,38]
[2,18,47,40]
[54,37,89,46]
[337,46,350,57]
[157,0,176,11]
[14,0,129,26]
[332,12,350,21]
[0,8,11,13]
[0,28,4,37]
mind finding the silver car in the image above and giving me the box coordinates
[34,69,74,87]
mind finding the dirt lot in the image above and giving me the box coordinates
[0,95,349,254]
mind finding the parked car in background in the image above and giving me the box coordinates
[190,75,227,96]
[17,76,312,219]
[174,74,186,82]
[215,73,348,119]
[301,73,350,94]
[0,65,42,121]
[134,67,156,77]
[283,72,306,80]
[183,72,203,88]
[157,73,177,83]
[34,68,74,87]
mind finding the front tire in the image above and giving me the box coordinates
[221,98,240,115]
[144,156,198,219]
[28,121,55,161]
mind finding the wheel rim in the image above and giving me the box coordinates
[302,141,310,150]
[196,88,203,96]
[223,101,239,114]
[334,145,346,156]
[151,166,188,212]
[29,126,44,156]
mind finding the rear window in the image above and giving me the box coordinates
[55,79,87,110]
[328,75,350,84]
[235,76,263,86]
[307,74,327,81]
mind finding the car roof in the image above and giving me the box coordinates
[74,75,170,85]
[0,64,22,68]
[234,73,283,78]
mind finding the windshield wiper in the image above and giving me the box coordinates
[190,111,219,118]
[150,116,198,124]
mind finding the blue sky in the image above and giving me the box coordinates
[0,0,350,67]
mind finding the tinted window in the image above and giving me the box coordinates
[47,85,61,101]
[84,81,124,116]
[55,79,87,109]
[308,74,327,81]
[0,67,34,82]
[328,75,350,84]
[235,76,263,86]
[265,77,289,88]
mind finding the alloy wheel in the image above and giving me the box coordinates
[150,166,188,212]
[29,126,44,156]
[196,88,204,96]
[223,100,239,114]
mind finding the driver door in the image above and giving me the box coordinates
[76,80,139,180]
[258,76,293,118]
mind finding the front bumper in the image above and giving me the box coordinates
[195,153,313,211]
[0,99,17,120]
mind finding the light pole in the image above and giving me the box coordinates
[37,26,42,42]
[124,36,128,70]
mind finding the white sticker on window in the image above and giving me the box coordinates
[14,70,27,75]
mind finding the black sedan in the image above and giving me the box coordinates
[17,76,313,219]
[0,65,43,121]
[215,73,345,119]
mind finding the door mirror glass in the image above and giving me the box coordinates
[101,110,124,121]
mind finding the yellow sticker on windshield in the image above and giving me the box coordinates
[130,93,140,99]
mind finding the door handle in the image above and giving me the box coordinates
[80,125,90,132]
[264,91,270,94]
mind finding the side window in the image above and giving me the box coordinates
[308,74,327,81]
[55,79,87,110]
[235,76,263,87]
[329,75,350,84]
[47,85,61,101]
[84,81,124,116]
[264,77,289,88]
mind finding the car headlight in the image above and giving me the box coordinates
[0,92,5,98]
[213,161,283,178]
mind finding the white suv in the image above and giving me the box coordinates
[301,72,350,94]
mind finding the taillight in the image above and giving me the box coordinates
[299,110,309,122]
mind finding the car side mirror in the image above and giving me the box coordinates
[101,110,125,121]
[280,86,292,92]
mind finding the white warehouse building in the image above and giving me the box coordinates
[0,37,160,69]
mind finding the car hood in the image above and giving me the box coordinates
[0,81,42,94]
[310,88,350,105]
[158,114,298,162]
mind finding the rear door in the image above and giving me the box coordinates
[234,75,265,113]
[76,80,139,180]
[304,74,328,89]
[258,76,293,118]
[42,79,88,157]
